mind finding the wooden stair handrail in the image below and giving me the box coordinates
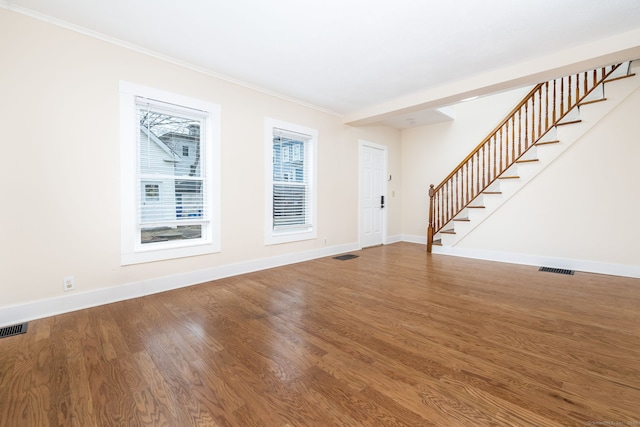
[427,63,626,252]
[432,83,544,194]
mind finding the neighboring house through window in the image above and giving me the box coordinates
[265,118,317,245]
[120,82,221,265]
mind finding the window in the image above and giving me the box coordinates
[143,183,160,202]
[293,144,302,162]
[265,118,317,245]
[120,82,221,265]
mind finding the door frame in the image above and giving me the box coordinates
[358,140,388,248]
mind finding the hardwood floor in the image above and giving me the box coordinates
[1,242,640,426]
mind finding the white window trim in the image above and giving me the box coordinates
[264,118,317,245]
[120,81,221,265]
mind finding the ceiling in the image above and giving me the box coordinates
[4,0,640,128]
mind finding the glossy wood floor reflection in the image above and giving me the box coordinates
[2,243,640,426]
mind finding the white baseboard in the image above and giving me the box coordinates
[400,234,428,245]
[0,242,360,328]
[400,234,640,278]
[430,245,640,279]
[386,234,403,244]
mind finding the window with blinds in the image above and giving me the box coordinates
[120,81,221,265]
[265,119,317,245]
[272,129,310,230]
[137,99,208,244]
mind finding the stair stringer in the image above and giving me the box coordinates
[433,61,640,250]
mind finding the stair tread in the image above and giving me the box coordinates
[467,205,485,208]
[516,158,539,163]
[453,217,470,221]
[605,72,636,83]
[579,98,607,106]
[556,119,582,126]
[483,191,502,194]
[536,139,560,146]
[499,175,520,179]
[441,229,456,234]
[433,239,442,246]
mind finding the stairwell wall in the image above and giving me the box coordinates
[458,84,640,269]
[400,87,531,241]
[401,77,640,275]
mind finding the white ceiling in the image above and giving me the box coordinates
[4,0,640,128]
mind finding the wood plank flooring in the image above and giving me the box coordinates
[1,242,640,426]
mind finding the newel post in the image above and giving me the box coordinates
[427,184,435,253]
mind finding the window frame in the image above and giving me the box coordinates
[120,81,221,265]
[264,118,318,245]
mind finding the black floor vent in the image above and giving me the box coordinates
[333,254,359,261]
[0,322,28,339]
[539,267,575,275]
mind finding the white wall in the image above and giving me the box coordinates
[0,9,401,317]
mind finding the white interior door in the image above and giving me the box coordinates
[359,141,386,248]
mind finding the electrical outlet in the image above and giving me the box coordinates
[63,276,75,292]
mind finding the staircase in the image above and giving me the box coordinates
[427,60,639,252]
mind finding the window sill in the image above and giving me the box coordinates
[265,229,316,246]
[121,241,220,265]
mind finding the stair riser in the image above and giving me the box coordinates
[558,106,580,123]
[581,84,605,103]
[518,146,538,162]
[537,127,558,144]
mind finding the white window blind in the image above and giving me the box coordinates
[136,98,209,244]
[272,128,312,231]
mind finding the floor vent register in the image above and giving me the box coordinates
[0,322,28,339]
[538,266,575,275]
